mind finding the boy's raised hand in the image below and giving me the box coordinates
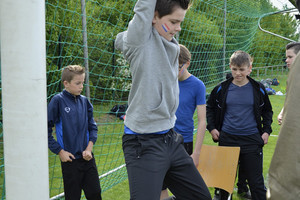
[58,149,75,162]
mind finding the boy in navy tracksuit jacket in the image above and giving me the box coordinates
[48,65,101,200]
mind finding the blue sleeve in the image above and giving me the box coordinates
[47,96,63,154]
[196,80,206,105]
[87,100,98,144]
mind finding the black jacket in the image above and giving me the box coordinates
[206,76,273,135]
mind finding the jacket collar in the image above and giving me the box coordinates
[222,76,259,89]
[62,89,80,100]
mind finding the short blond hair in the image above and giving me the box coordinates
[61,65,85,83]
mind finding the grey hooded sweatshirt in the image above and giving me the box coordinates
[115,0,179,133]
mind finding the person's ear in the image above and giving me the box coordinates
[185,60,191,68]
[152,11,159,24]
[63,80,68,88]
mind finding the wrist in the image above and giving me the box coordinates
[58,149,64,155]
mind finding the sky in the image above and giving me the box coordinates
[269,0,300,35]
[269,0,295,9]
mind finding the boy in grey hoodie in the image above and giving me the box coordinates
[115,0,211,199]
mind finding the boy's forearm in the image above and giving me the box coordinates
[89,129,98,145]
[193,121,206,155]
[279,107,284,115]
[48,129,63,154]
[85,141,94,152]
[126,0,156,45]
[206,114,215,132]
[206,98,217,132]
[262,108,273,134]
[88,102,98,144]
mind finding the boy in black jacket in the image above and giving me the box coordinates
[207,50,273,200]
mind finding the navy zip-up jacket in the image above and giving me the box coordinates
[48,90,98,159]
[206,76,273,135]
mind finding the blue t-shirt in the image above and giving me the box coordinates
[174,75,206,142]
[124,125,169,135]
[222,82,258,135]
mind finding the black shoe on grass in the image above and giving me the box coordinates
[237,190,251,200]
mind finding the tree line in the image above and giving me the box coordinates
[45,0,299,103]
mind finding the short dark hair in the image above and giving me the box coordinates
[155,0,191,18]
[61,65,85,83]
[229,50,252,67]
[286,42,300,55]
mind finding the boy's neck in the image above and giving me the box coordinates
[179,70,191,81]
[232,78,249,87]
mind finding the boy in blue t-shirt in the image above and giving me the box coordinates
[175,44,206,164]
[161,44,207,199]
[48,65,101,200]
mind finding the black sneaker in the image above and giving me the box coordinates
[212,194,220,200]
[213,189,220,200]
[237,190,251,200]
[163,196,176,200]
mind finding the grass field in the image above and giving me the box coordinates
[101,73,287,199]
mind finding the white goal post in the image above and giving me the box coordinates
[0,0,49,199]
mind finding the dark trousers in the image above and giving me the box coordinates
[162,141,194,190]
[184,141,193,155]
[237,162,249,193]
[219,132,266,200]
[122,129,211,200]
[61,157,102,200]
[239,146,266,200]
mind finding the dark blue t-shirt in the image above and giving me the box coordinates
[174,75,206,142]
[222,82,258,135]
